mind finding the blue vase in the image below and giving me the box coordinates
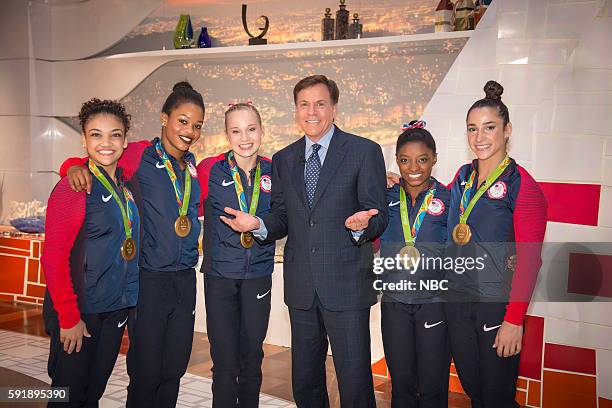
[186,15,194,46]
[198,27,212,48]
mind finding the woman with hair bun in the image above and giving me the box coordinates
[42,98,139,407]
[60,81,205,407]
[445,81,547,407]
[379,121,451,408]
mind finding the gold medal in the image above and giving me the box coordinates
[399,244,420,269]
[452,223,472,246]
[175,215,191,237]
[240,231,254,248]
[121,237,137,261]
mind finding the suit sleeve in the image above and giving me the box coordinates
[356,142,389,244]
[505,167,548,325]
[59,141,148,181]
[260,153,289,242]
[41,178,86,329]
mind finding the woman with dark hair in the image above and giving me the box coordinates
[378,121,451,408]
[60,81,205,407]
[445,81,547,408]
[42,98,139,407]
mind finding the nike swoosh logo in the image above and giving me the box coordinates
[102,194,112,202]
[257,290,271,299]
[483,323,502,332]
[424,321,443,329]
[221,179,235,187]
[461,181,467,186]
[156,162,166,169]
[388,201,400,207]
[117,316,128,328]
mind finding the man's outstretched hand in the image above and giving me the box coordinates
[220,207,261,232]
[345,209,379,232]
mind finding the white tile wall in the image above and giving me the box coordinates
[498,12,527,39]
[572,22,612,69]
[553,105,612,136]
[597,349,612,400]
[603,158,612,187]
[554,68,612,92]
[543,221,612,243]
[529,40,575,65]
[543,312,612,351]
[531,302,612,328]
[0,61,30,116]
[507,106,536,162]
[534,134,603,182]
[0,0,30,60]
[535,98,554,134]
[496,39,531,64]
[524,0,548,39]
[545,2,598,39]
[499,65,564,105]
[0,117,31,171]
[606,138,612,156]
[599,186,612,227]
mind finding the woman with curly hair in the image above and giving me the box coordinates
[42,98,139,407]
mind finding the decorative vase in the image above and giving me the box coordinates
[173,14,191,49]
[186,15,194,47]
[198,27,212,48]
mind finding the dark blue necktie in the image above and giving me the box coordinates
[305,144,322,208]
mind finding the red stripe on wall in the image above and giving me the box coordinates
[539,182,600,226]
[544,343,596,375]
[568,253,612,298]
[519,315,544,380]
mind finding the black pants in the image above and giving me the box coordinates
[204,274,272,408]
[288,295,375,408]
[444,302,520,408]
[45,307,130,408]
[381,300,450,408]
[126,268,196,408]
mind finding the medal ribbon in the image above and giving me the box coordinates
[227,151,261,216]
[458,155,511,224]
[399,183,436,246]
[88,160,134,240]
[155,141,191,217]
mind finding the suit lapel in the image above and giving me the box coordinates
[311,127,347,210]
[290,137,308,209]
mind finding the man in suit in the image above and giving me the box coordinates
[221,74,388,407]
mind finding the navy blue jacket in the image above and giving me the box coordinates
[130,139,201,272]
[446,159,547,324]
[42,166,140,328]
[199,153,275,279]
[60,138,202,273]
[379,178,450,303]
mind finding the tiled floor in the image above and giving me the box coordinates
[0,301,471,407]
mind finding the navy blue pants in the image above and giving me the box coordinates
[444,302,520,408]
[126,268,196,408]
[289,295,375,408]
[44,295,130,408]
[381,300,450,408]
[205,274,272,408]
